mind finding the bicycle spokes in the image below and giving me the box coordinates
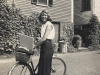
[51,57,66,75]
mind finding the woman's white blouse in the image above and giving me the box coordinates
[41,21,55,40]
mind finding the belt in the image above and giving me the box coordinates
[46,39,52,42]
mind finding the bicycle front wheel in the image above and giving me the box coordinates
[8,62,33,75]
[51,57,66,75]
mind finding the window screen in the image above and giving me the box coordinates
[82,0,91,11]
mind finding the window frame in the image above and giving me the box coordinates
[31,0,37,4]
[37,0,49,6]
[31,0,53,7]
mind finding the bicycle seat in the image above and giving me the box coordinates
[16,48,34,55]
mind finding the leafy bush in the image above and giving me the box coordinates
[0,1,41,53]
[72,35,82,49]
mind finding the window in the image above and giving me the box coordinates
[38,0,47,5]
[0,0,5,3]
[31,0,53,7]
[82,0,91,11]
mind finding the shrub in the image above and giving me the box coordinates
[72,35,82,49]
[0,1,41,52]
[87,14,100,50]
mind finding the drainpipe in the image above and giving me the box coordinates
[71,0,74,23]
[71,0,74,35]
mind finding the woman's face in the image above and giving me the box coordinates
[41,12,48,22]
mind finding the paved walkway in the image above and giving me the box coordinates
[0,51,100,75]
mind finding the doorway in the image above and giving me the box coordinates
[52,22,60,43]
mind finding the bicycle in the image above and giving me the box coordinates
[8,48,66,75]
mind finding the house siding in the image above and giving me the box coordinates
[94,0,100,21]
[7,0,72,22]
[74,0,92,25]
[6,0,74,45]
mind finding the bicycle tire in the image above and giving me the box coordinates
[51,57,66,75]
[8,62,33,75]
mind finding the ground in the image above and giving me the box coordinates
[0,53,15,59]
[0,50,39,59]
[0,50,100,75]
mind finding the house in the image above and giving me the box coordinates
[74,0,100,46]
[6,0,74,44]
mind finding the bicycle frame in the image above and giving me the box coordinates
[29,60,39,75]
[27,56,62,75]
[23,55,39,75]
[26,56,57,75]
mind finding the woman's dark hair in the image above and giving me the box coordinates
[39,10,52,22]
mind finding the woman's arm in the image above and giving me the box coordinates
[34,24,52,47]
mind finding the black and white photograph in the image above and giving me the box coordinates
[0,0,100,75]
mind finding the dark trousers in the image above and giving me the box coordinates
[38,39,53,75]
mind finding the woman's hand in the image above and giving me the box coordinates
[37,37,41,40]
[33,43,36,49]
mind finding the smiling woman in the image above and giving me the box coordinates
[34,10,55,75]
[40,12,48,22]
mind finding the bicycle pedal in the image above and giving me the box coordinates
[51,70,56,73]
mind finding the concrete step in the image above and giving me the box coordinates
[76,47,90,52]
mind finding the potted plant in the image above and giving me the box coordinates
[53,43,58,53]
[59,36,67,53]
[59,36,66,43]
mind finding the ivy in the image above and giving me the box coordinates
[0,1,41,51]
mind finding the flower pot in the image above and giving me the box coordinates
[54,48,58,53]
[59,41,67,53]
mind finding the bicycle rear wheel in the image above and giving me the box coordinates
[8,62,33,75]
[51,57,66,75]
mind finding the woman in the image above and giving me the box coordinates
[34,10,55,75]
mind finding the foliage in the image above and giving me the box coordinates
[61,23,74,46]
[60,37,66,41]
[59,23,74,53]
[74,35,82,40]
[72,35,82,49]
[0,1,41,54]
[28,12,41,37]
[87,14,100,50]
[52,43,58,52]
